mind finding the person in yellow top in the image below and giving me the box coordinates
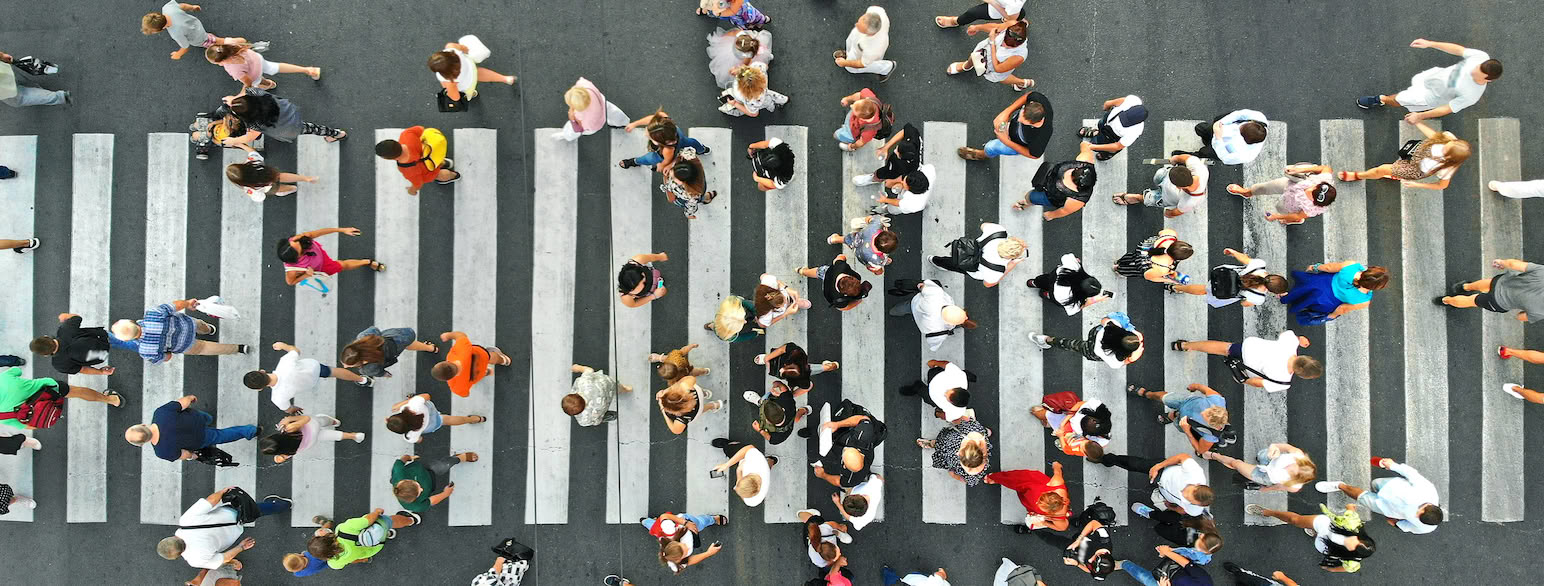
[431,331,511,397]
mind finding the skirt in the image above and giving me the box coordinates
[1389,138,1438,180]
[1281,270,1342,326]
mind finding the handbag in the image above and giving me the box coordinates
[196,295,240,320]
[220,486,262,524]
[1397,139,1422,160]
[286,267,331,296]
[0,385,65,429]
[437,89,469,113]
[1222,357,1292,387]
[492,537,535,562]
[195,446,239,467]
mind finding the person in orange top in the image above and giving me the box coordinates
[375,126,460,196]
[983,461,1071,532]
[430,331,510,397]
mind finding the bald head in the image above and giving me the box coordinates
[842,447,866,471]
[111,319,141,341]
[941,305,967,325]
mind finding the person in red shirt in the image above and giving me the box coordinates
[984,461,1071,532]
[431,331,510,397]
[375,126,460,196]
[834,88,884,152]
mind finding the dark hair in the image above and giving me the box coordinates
[1074,276,1103,300]
[1167,165,1194,188]
[1163,241,1195,261]
[1080,403,1113,437]
[874,230,898,253]
[386,411,425,435]
[1242,273,1290,295]
[260,431,302,456]
[242,371,269,390]
[837,277,864,297]
[427,50,460,79]
[759,143,795,179]
[1191,485,1215,505]
[1311,183,1337,206]
[226,161,278,188]
[228,93,279,128]
[1020,101,1046,124]
[1198,531,1223,553]
[1355,266,1390,291]
[903,170,931,194]
[1088,551,1115,578]
[375,140,403,159]
[1417,504,1444,526]
[28,336,58,355]
[1071,165,1098,191]
[562,394,586,416]
[275,236,310,264]
[1240,121,1267,145]
[753,284,786,317]
[672,160,700,184]
[948,388,970,407]
[893,140,919,165]
[761,399,786,425]
[1099,326,1139,361]
[842,495,868,517]
[308,535,342,560]
[617,262,650,295]
[340,335,386,367]
[1003,20,1028,47]
[646,110,678,145]
[1480,59,1503,81]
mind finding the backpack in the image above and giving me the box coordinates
[1076,499,1118,526]
[872,104,897,140]
[1208,265,1243,299]
[0,385,65,429]
[948,231,1008,273]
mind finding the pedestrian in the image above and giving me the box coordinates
[141,3,255,60]
[0,50,69,107]
[189,562,241,586]
[1436,257,1544,321]
[707,28,773,89]
[958,91,1052,161]
[1102,452,1214,517]
[1114,228,1196,286]
[474,541,533,586]
[0,433,42,455]
[649,343,709,385]
[710,438,775,508]
[656,375,723,435]
[1032,393,1111,457]
[930,222,1027,287]
[1226,163,1337,225]
[1316,457,1442,534]
[919,412,993,486]
[618,110,711,171]
[245,341,373,415]
[429,35,515,104]
[882,566,951,586]
[552,78,630,141]
[660,151,716,219]
[1168,247,1288,308]
[799,508,851,570]
[718,62,788,117]
[393,452,477,512]
[799,254,872,311]
[1,237,40,253]
[0,481,36,515]
[1281,260,1388,325]
[1116,544,1215,586]
[1027,313,1146,369]
[564,364,630,427]
[889,279,975,352]
[1080,95,1148,161]
[308,508,422,570]
[260,414,365,464]
[339,326,437,378]
[936,0,1026,26]
[277,227,381,285]
[1034,507,1116,580]
[747,137,796,191]
[432,331,510,397]
[0,366,121,429]
[32,312,135,376]
[1489,178,1544,199]
[706,295,763,343]
[833,88,888,152]
[1245,503,1375,573]
[1113,153,1209,218]
[992,559,1046,586]
[829,215,898,275]
[376,126,460,196]
[1205,443,1315,492]
[1357,38,1500,122]
[1222,563,1299,586]
[836,6,894,79]
[984,461,1071,532]
[1171,332,1321,392]
[1011,141,1098,221]
[697,0,769,30]
[1337,121,1468,190]
[642,511,727,575]
[741,379,808,445]
[385,393,485,443]
[753,273,812,329]
[870,163,936,215]
[760,342,835,391]
[944,20,1032,91]
[1027,253,1111,316]
[831,472,884,532]
[810,399,886,488]
[157,488,292,570]
[1135,501,1221,552]
[1131,383,1230,455]
[222,89,345,145]
[899,359,973,422]
[223,143,315,202]
[282,544,330,577]
[126,395,255,462]
[807,560,854,586]
[617,253,670,308]
[1177,109,1268,165]
[206,43,318,95]
[113,299,246,363]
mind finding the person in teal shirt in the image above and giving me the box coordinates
[1281,260,1390,326]
[0,366,121,428]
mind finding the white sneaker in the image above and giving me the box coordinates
[1314,481,1342,494]
[753,353,766,365]
[852,174,877,187]
[17,496,36,509]
[1502,383,1526,400]
[1303,527,1317,537]
[352,432,366,444]
[1244,503,1264,516]
[835,530,852,544]
[700,388,713,400]
[797,508,820,517]
[743,391,762,405]
[1489,180,1502,192]
[1026,332,1051,349]
[21,437,41,450]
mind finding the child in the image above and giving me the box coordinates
[141,3,261,60]
[283,516,339,577]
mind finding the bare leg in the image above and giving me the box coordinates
[689,367,710,376]
[341,431,363,441]
[1172,284,1207,296]
[434,168,459,182]
[334,259,372,272]
[1179,340,1232,356]
[1358,164,1395,181]
[487,348,512,366]
[1442,295,1478,308]
[1510,385,1544,404]
[1140,390,1167,405]
[0,239,31,249]
[442,415,484,426]
[1462,278,1494,293]
[998,74,1033,89]
[330,367,365,383]
[66,385,120,406]
[274,63,321,79]
[1030,405,1049,427]
[389,513,416,528]
[276,172,317,184]
[827,234,843,245]
[1206,452,1258,481]
[1258,508,1317,530]
[1504,348,1544,365]
[798,266,819,278]
[1336,483,1366,500]
[1378,94,1399,106]
[475,67,516,84]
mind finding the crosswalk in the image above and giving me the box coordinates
[0,117,1532,530]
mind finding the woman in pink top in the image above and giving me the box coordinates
[261,414,365,464]
[276,227,383,287]
[551,78,630,141]
[206,43,320,97]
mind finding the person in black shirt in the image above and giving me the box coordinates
[31,313,132,375]
[1027,253,1111,316]
[746,381,807,445]
[1013,141,1098,221]
[1034,508,1116,580]
[807,399,885,488]
[799,254,871,311]
[755,342,838,391]
[958,91,1053,161]
[852,123,922,186]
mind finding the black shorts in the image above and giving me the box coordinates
[1227,343,1243,359]
[1474,291,1508,313]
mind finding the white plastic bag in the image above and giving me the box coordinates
[459,35,491,63]
[196,295,241,320]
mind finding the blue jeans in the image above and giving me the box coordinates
[984,138,1023,158]
[640,513,718,531]
[1025,189,1051,207]
[835,125,856,144]
[197,410,258,448]
[1,84,68,107]
[1119,560,1161,586]
[881,567,930,585]
[257,496,292,517]
[635,132,707,166]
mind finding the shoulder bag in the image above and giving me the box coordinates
[0,385,65,429]
[437,89,469,113]
[1221,357,1291,387]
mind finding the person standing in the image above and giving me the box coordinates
[706,28,773,89]
[385,393,485,443]
[206,43,319,94]
[32,312,136,376]
[552,78,629,141]
[854,123,922,188]
[1036,509,1116,580]
[393,452,477,513]
[756,342,836,393]
[944,20,1031,91]
[655,375,722,435]
[799,508,851,571]
[710,439,774,508]
[432,331,510,397]
[1080,95,1147,161]
[563,363,630,427]
[829,215,898,275]
[1033,393,1111,457]
[929,222,1027,287]
[984,462,1071,532]
[113,299,246,363]
[649,344,709,385]
[1226,163,1337,225]
[1337,120,1469,190]
[1011,142,1098,221]
[1435,257,1544,322]
[1027,253,1111,316]
[126,395,256,462]
[1168,247,1288,308]
[141,3,256,60]
[377,126,460,196]
[157,488,292,570]
[245,341,373,415]
[660,153,716,219]
[1178,109,1268,165]
[1113,153,1208,218]
[1171,332,1321,392]
[752,273,811,329]
[277,228,382,286]
[1316,457,1443,534]
[1281,260,1389,325]
[339,326,437,378]
[889,279,974,352]
[0,50,68,107]
[1027,314,1145,369]
[747,138,796,191]
[429,35,515,103]
[959,91,1052,162]
[718,62,788,117]
[1357,38,1500,122]
[223,89,345,145]
[309,508,421,570]
[1114,228,1196,287]
[835,6,894,79]
[618,253,670,308]
[642,511,728,575]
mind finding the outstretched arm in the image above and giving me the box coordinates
[1411,38,1467,56]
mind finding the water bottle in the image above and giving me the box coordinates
[1174,273,1193,285]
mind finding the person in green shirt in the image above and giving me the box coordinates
[0,366,122,428]
[391,452,477,512]
[308,508,420,569]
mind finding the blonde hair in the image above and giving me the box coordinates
[661,540,688,563]
[713,297,750,339]
[564,87,592,112]
[735,66,767,99]
[735,474,763,499]
[141,13,168,34]
[156,537,186,560]
[1201,405,1229,429]
[1287,456,1318,487]
[111,319,141,341]
[996,238,1027,260]
[125,424,153,446]
[959,441,985,469]
[1430,136,1472,172]
[283,553,309,572]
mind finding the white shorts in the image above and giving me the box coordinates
[260,58,280,77]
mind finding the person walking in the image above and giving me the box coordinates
[224,142,317,201]
[113,299,246,363]
[890,279,974,352]
[899,359,973,423]
[919,413,993,486]
[1205,443,1315,492]
[339,326,436,378]
[385,393,485,443]
[1113,153,1209,218]
[245,341,372,415]
[0,481,35,516]
[309,508,421,570]
[141,3,256,60]
[617,252,670,308]
[1116,544,1215,586]
[1316,457,1443,534]
[1027,253,1111,316]
[642,511,728,575]
[1033,393,1112,457]
[429,35,515,104]
[752,273,811,329]
[1114,228,1196,287]
[747,137,796,191]
[0,433,42,455]
[0,50,69,107]
[618,110,711,171]
[853,122,922,187]
[936,0,1025,26]
[377,126,460,196]
[869,163,934,216]
[929,222,1027,287]
[1337,120,1468,190]
[1034,507,1117,580]
[718,62,788,117]
[1281,260,1389,325]
[743,380,807,445]
[1171,332,1321,392]
[223,90,345,146]
[432,331,510,397]
[811,399,886,489]
[944,20,1031,90]
[277,228,381,286]
[649,344,709,385]
[833,89,888,152]
[984,462,1070,532]
[0,236,40,253]
[1226,163,1337,225]
[158,488,292,570]
[206,43,319,95]
[1167,247,1288,308]
[757,342,837,392]
[830,215,898,275]
[707,28,773,89]
[832,472,884,531]
[0,366,121,430]
[958,91,1051,161]
[799,254,872,311]
[698,0,770,30]
[1435,257,1544,322]
[1357,38,1500,121]
[1130,383,1229,455]
[392,452,477,512]
[660,152,716,219]
[1014,142,1099,222]
[710,438,774,507]
[799,508,851,570]
[260,414,365,464]
[126,395,256,462]
[1103,452,1214,517]
[656,375,722,435]
[32,312,136,376]
[1028,313,1145,369]
[836,6,894,79]
[564,363,630,427]
[1246,503,1375,573]
[1178,109,1268,165]
[1081,95,1147,161]
[552,78,630,141]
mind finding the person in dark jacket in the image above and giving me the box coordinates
[222,88,345,144]
[32,312,138,375]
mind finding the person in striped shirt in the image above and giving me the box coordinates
[111,298,246,363]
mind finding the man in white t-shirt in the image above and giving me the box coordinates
[835,6,894,79]
[1081,95,1147,161]
[244,341,372,414]
[1358,38,1502,123]
[899,360,972,423]
[158,488,293,573]
[1173,331,1322,392]
[1103,453,1213,518]
[1117,154,1208,218]
[930,223,1027,288]
[872,164,935,215]
[833,473,884,531]
[889,279,971,352]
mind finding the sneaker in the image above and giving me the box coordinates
[16,496,36,509]
[711,438,729,449]
[1303,527,1317,537]
[435,171,462,185]
[312,515,333,526]
[1026,332,1051,350]
[20,238,40,252]
[1223,562,1244,576]
[387,528,398,539]
[0,166,15,179]
[1489,180,1502,192]
[357,375,375,387]
[398,510,423,525]
[835,530,852,544]
[20,437,41,450]
[1314,480,1342,494]
[440,158,455,171]
[852,174,877,187]
[697,146,711,156]
[251,40,272,53]
[603,576,628,586]
[797,427,812,438]
[1502,383,1526,400]
[1449,281,1472,296]
[602,411,618,422]
[1355,95,1383,109]
[1244,503,1265,516]
[352,432,366,443]
[742,391,762,405]
[1242,481,1264,491]
[236,344,249,354]
[1130,502,1154,519]
[263,494,294,506]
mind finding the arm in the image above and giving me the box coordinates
[1148,453,1190,480]
[838,91,865,106]
[219,537,256,565]
[428,482,456,506]
[1412,121,1440,140]
[205,486,233,507]
[1191,383,1222,396]
[746,139,770,152]
[1076,140,1097,163]
[299,226,359,239]
[1329,301,1371,318]
[623,112,659,132]
[272,341,299,353]
[1155,545,1191,566]
[1314,260,1355,273]
[762,343,789,362]
[178,3,202,10]
[875,129,906,160]
[1043,199,1084,221]
[681,543,723,568]
[1411,38,1467,56]
[439,331,467,342]
[178,395,199,410]
[714,445,754,472]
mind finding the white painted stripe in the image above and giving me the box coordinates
[1240,121,1289,525]
[1398,120,1450,506]
[449,128,497,526]
[292,136,340,525]
[371,128,419,514]
[762,125,809,523]
[839,140,885,524]
[920,121,967,524]
[0,135,36,523]
[1160,122,1208,463]
[606,129,652,524]
[141,133,188,525]
[66,134,112,523]
[1081,118,1129,525]
[215,146,262,499]
[997,152,1043,524]
[685,127,733,517]
[1477,117,1524,522]
[526,128,577,525]
[1320,120,1371,510]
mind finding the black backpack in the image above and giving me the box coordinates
[1208,265,1243,299]
[1076,499,1118,526]
[948,231,1008,273]
[872,104,897,140]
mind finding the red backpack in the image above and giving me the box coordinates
[0,390,65,429]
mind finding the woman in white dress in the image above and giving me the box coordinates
[705,28,772,89]
[718,62,788,117]
[428,35,516,103]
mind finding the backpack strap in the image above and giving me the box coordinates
[924,328,956,338]
[975,231,1010,273]
[338,531,362,544]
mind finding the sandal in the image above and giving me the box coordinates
[422,342,439,353]
[946,62,969,76]
[257,79,277,90]
[935,16,958,28]
[1011,200,1029,211]
[618,158,639,169]
[1225,183,1251,198]
[1111,193,1136,206]
[1078,127,1100,138]
[915,438,935,449]
[468,415,488,424]
[957,147,986,161]
[1170,340,1189,351]
[1127,384,1154,399]
[459,452,480,463]
[714,514,728,526]
[325,130,348,143]
[103,388,124,408]
[1337,170,1362,182]
[308,67,322,81]
[702,191,717,204]
[368,260,386,272]
[1011,80,1034,92]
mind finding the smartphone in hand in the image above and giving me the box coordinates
[708,468,725,479]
